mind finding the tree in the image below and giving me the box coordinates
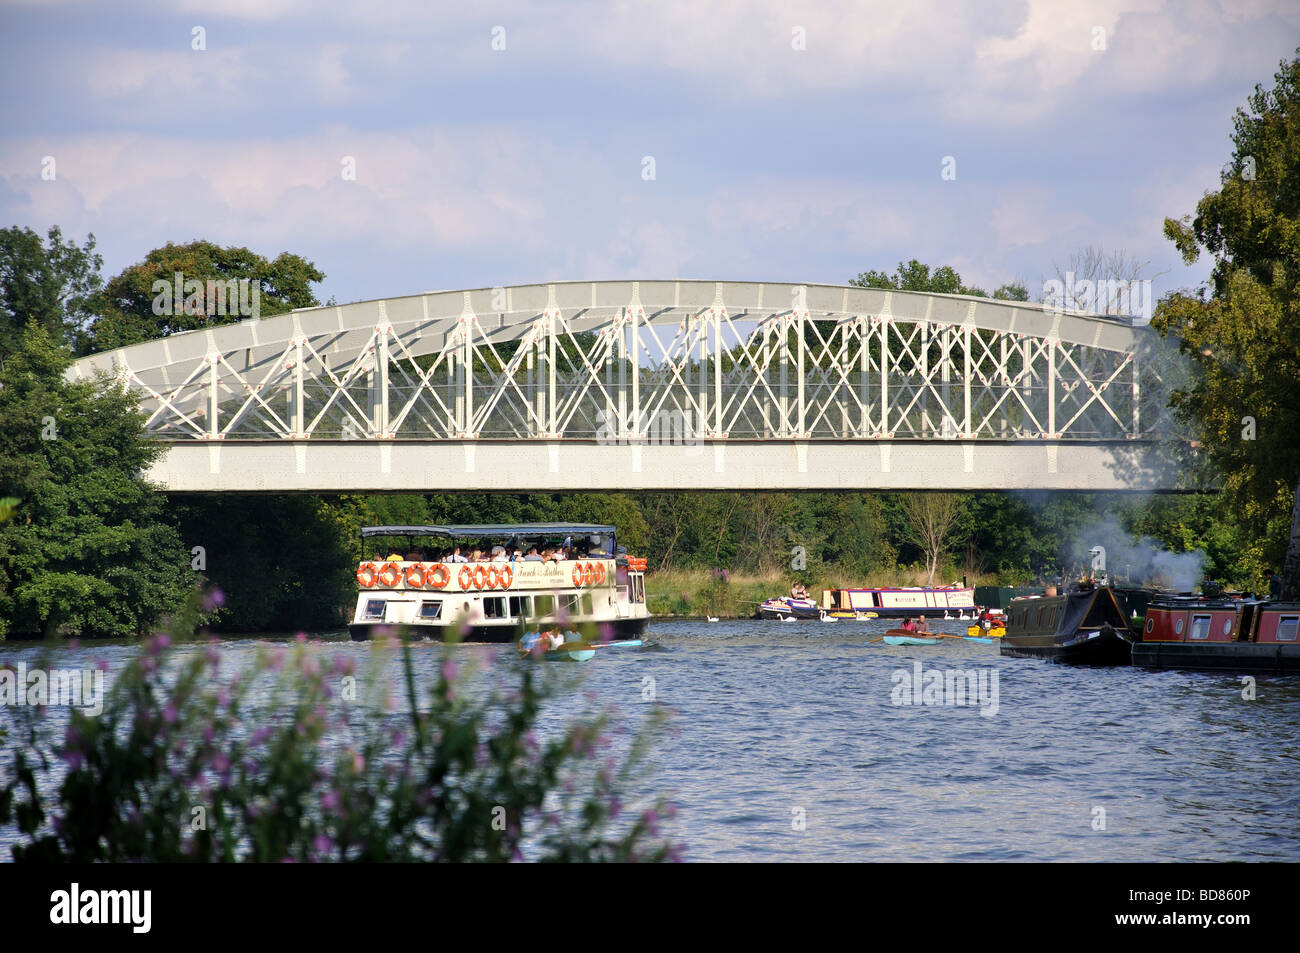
[898,492,962,584]
[1047,244,1164,317]
[0,323,194,637]
[850,259,987,296]
[1154,49,1300,599]
[87,240,324,352]
[0,226,102,367]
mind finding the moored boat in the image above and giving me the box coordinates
[757,596,820,620]
[1132,596,1300,673]
[349,523,650,643]
[822,585,976,619]
[1000,583,1136,665]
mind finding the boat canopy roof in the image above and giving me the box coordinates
[361,524,616,540]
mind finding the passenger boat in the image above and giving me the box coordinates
[349,523,650,643]
[821,585,976,619]
[999,583,1137,665]
[1133,596,1300,673]
[757,596,820,620]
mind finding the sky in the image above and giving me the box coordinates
[1,0,1297,308]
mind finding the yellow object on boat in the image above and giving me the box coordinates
[968,624,1005,638]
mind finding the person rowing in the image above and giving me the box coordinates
[900,616,917,632]
[915,615,931,634]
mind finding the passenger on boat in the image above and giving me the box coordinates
[1265,569,1282,599]
[916,615,931,634]
[524,547,543,561]
[900,617,917,632]
[790,583,808,600]
[447,547,468,563]
[386,551,403,562]
[491,546,508,562]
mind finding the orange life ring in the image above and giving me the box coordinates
[485,565,500,589]
[356,562,378,588]
[458,565,474,590]
[405,563,426,588]
[572,563,585,587]
[498,565,513,589]
[583,562,594,585]
[594,562,606,585]
[473,565,488,590]
[378,562,402,588]
[425,564,450,589]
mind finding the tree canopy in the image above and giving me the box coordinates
[1155,48,1300,596]
[0,226,102,367]
[86,240,324,352]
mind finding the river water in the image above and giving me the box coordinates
[3,616,1298,862]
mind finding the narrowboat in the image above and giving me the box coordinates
[1000,583,1137,665]
[349,523,650,642]
[1133,596,1300,673]
[820,585,976,619]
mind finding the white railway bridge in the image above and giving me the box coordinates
[68,280,1174,492]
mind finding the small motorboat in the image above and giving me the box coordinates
[757,596,821,620]
[968,623,1006,638]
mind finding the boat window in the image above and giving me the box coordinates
[482,597,506,620]
[508,596,529,619]
[1222,619,1233,637]
[534,595,555,617]
[1190,615,1211,640]
[1279,616,1299,642]
[419,600,442,621]
[1174,617,1184,636]
[582,594,594,615]
[364,599,386,620]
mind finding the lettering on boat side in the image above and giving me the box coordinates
[49,883,152,933]
[889,662,999,718]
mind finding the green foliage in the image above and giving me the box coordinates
[0,226,103,366]
[0,323,194,638]
[173,495,354,632]
[849,259,988,297]
[87,240,324,352]
[0,598,679,862]
[1154,48,1300,593]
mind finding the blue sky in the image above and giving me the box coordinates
[2,0,1297,309]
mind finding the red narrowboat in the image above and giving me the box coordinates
[1133,596,1300,673]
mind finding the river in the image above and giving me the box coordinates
[3,616,1298,861]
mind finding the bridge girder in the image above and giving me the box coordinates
[70,280,1162,455]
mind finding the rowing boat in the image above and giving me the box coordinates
[519,632,644,661]
[883,635,942,646]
